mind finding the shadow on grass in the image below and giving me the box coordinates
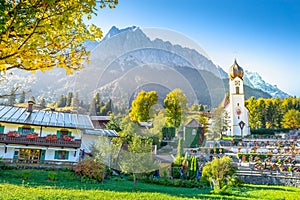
[241,184,298,192]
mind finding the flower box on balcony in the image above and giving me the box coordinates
[63,135,75,141]
[7,131,21,137]
[26,133,38,139]
[46,135,58,141]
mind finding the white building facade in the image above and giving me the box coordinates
[0,104,94,164]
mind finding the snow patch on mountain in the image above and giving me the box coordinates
[244,70,289,99]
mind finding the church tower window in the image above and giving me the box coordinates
[236,87,240,94]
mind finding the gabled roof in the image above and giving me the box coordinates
[185,119,202,128]
[0,105,93,129]
[220,94,230,109]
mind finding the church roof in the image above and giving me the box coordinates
[220,94,230,109]
[185,119,202,128]
[229,59,244,80]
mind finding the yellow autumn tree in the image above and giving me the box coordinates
[0,0,118,75]
[129,90,158,122]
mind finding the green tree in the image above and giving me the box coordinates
[100,98,113,115]
[56,94,66,107]
[281,109,300,129]
[209,108,229,140]
[0,0,117,74]
[199,113,209,135]
[66,92,73,107]
[202,156,236,191]
[147,110,165,144]
[119,136,159,189]
[273,97,284,128]
[129,90,158,122]
[245,97,259,129]
[7,88,16,106]
[176,138,184,158]
[164,89,188,128]
[257,98,266,128]
[19,91,26,103]
[40,98,46,108]
[105,114,122,132]
[92,135,121,183]
[89,97,97,115]
[71,92,79,108]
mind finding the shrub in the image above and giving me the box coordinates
[47,172,58,181]
[73,158,104,182]
[21,170,30,180]
[202,156,236,191]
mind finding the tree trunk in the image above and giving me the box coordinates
[133,173,137,190]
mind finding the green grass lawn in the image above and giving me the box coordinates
[0,168,299,200]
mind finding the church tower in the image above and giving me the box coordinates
[225,59,250,137]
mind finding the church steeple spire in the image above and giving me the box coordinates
[229,59,244,80]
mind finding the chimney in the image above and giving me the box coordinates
[27,96,35,112]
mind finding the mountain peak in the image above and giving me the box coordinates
[244,70,289,99]
[102,26,139,41]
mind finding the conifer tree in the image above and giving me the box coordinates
[66,92,73,107]
[19,91,26,103]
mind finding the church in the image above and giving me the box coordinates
[223,59,250,137]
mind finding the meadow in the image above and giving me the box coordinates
[0,169,299,200]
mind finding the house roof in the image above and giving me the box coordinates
[0,105,93,129]
[83,129,119,137]
[185,119,202,128]
[154,154,175,163]
[90,116,111,121]
[138,122,153,128]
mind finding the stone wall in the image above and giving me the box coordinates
[238,174,300,187]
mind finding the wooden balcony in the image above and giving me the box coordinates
[1,158,77,169]
[0,134,81,148]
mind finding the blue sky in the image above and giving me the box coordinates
[91,0,300,97]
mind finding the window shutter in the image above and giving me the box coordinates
[54,151,58,159]
[68,131,72,136]
[13,151,19,160]
[65,151,69,160]
[0,126,4,133]
[30,128,34,133]
[18,127,22,133]
[40,150,46,161]
[56,131,61,138]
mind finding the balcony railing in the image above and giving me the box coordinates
[0,134,81,148]
[1,158,77,168]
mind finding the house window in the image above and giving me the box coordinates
[54,150,69,160]
[19,127,34,136]
[192,129,196,135]
[56,129,71,139]
[18,148,40,162]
